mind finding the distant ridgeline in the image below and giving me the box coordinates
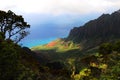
[66,9,120,50]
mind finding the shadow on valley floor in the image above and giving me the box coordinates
[33,48,85,63]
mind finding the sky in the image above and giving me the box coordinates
[0,0,120,47]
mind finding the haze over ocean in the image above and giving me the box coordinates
[20,13,100,48]
[20,11,117,48]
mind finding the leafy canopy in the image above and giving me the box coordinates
[0,10,30,43]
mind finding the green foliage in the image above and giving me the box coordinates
[76,68,91,79]
[79,42,120,80]
[0,39,19,79]
[0,35,38,79]
[113,40,120,52]
[17,64,37,80]
[99,42,113,55]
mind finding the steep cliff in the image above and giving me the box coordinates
[67,10,120,49]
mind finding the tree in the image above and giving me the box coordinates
[0,10,30,43]
[113,40,120,52]
[0,35,37,80]
[99,43,113,55]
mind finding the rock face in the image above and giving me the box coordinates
[66,10,120,49]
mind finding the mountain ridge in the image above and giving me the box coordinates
[66,9,120,50]
[32,9,120,52]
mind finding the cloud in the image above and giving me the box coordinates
[0,0,120,15]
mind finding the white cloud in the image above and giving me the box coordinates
[0,0,120,15]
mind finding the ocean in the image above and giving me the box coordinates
[20,38,57,48]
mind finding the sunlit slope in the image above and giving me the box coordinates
[31,38,81,52]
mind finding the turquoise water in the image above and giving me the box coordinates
[20,38,57,48]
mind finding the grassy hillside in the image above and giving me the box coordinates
[32,38,80,52]
[31,38,83,61]
[32,39,120,80]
